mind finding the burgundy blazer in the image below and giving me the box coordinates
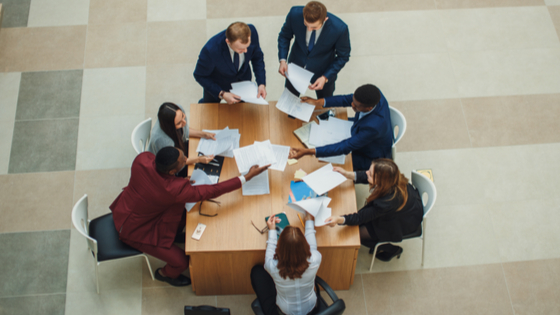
[110,152,241,249]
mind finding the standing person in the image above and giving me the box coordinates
[251,213,321,315]
[278,1,350,98]
[194,22,267,104]
[110,147,270,286]
[324,159,424,261]
[148,102,215,177]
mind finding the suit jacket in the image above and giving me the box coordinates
[110,152,241,249]
[193,24,266,99]
[343,172,424,242]
[278,6,351,83]
[314,91,393,171]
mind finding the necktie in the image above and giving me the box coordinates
[308,30,316,52]
[233,53,239,72]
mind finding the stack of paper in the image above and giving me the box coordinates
[230,81,268,105]
[302,163,347,195]
[293,122,317,149]
[287,196,332,227]
[242,169,270,196]
[308,117,353,165]
[233,141,277,173]
[255,140,290,172]
[196,127,240,157]
[287,63,315,95]
[276,88,315,122]
[185,170,214,212]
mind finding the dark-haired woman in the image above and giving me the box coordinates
[251,213,321,315]
[148,102,215,177]
[325,158,423,261]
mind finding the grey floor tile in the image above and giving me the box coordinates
[16,70,82,120]
[9,118,79,173]
[0,230,70,297]
[0,0,31,28]
[0,293,65,315]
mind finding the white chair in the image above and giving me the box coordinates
[71,194,154,293]
[131,118,152,154]
[369,170,437,270]
[388,106,406,161]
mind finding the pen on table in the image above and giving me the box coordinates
[208,162,220,167]
[297,213,305,227]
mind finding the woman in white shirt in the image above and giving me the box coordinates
[251,213,322,315]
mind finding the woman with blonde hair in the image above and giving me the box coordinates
[325,158,423,261]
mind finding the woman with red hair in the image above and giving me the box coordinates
[251,213,321,315]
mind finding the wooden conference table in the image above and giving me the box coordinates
[186,101,360,296]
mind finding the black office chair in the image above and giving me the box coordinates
[251,276,346,315]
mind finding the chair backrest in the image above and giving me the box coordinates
[389,106,406,160]
[71,194,99,257]
[131,118,152,154]
[411,170,437,218]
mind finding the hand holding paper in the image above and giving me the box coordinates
[302,163,347,195]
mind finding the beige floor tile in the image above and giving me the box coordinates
[0,72,20,122]
[27,0,89,27]
[546,0,560,5]
[147,0,206,22]
[550,6,560,42]
[206,0,298,19]
[340,10,447,57]
[147,20,207,65]
[502,258,560,315]
[65,287,142,315]
[0,171,74,233]
[436,0,544,9]
[145,63,200,121]
[73,168,132,219]
[0,26,86,72]
[88,0,147,25]
[141,254,173,288]
[80,67,146,118]
[332,275,367,314]
[440,7,559,52]
[0,120,14,175]
[217,294,255,314]
[142,287,216,315]
[391,99,471,152]
[84,23,147,68]
[355,240,425,274]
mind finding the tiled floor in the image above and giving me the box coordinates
[1,1,560,314]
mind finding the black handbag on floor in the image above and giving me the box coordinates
[184,305,230,315]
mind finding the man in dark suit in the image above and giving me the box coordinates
[110,147,269,286]
[288,84,393,171]
[278,1,350,98]
[194,22,266,104]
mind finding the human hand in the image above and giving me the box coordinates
[324,216,343,228]
[300,96,324,109]
[257,84,267,99]
[245,164,271,181]
[203,132,216,140]
[223,92,242,104]
[304,212,315,222]
[333,167,354,180]
[289,147,312,160]
[267,215,281,230]
[187,176,196,185]
[197,155,215,164]
[309,76,327,90]
[278,60,288,77]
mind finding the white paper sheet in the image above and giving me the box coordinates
[275,88,315,122]
[233,142,277,173]
[197,127,240,157]
[287,63,314,95]
[185,170,214,212]
[302,163,348,195]
[255,140,290,172]
[309,118,353,147]
[242,169,270,196]
[318,155,346,165]
[287,196,332,227]
[230,81,268,105]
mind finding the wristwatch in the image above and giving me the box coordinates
[219,91,225,99]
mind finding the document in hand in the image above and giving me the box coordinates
[309,117,353,147]
[196,127,240,157]
[287,196,332,227]
[276,88,315,122]
[233,141,277,173]
[255,140,290,172]
[185,170,214,212]
[242,169,270,196]
[287,63,314,95]
[230,81,268,105]
[302,163,347,195]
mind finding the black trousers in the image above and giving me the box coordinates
[359,224,400,254]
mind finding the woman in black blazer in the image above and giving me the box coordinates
[325,158,423,261]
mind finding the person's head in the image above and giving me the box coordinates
[366,158,409,210]
[351,84,381,113]
[274,226,311,280]
[155,147,187,175]
[303,1,328,31]
[157,102,187,153]
[225,22,252,53]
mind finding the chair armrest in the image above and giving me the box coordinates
[315,276,339,302]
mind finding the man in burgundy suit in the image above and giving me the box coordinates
[110,147,269,286]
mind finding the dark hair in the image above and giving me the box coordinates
[354,84,381,108]
[303,1,327,23]
[157,102,186,153]
[155,147,180,174]
[274,226,311,280]
[366,158,409,211]
[226,22,251,44]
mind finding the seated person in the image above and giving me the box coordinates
[288,84,393,171]
[325,158,423,261]
[148,102,215,177]
[110,147,269,286]
[251,213,321,315]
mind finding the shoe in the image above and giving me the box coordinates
[376,246,403,262]
[154,268,191,286]
[174,232,186,244]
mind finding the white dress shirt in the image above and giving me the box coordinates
[305,25,324,47]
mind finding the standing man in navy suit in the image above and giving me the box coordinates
[278,1,350,98]
[194,22,266,104]
[288,84,393,171]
